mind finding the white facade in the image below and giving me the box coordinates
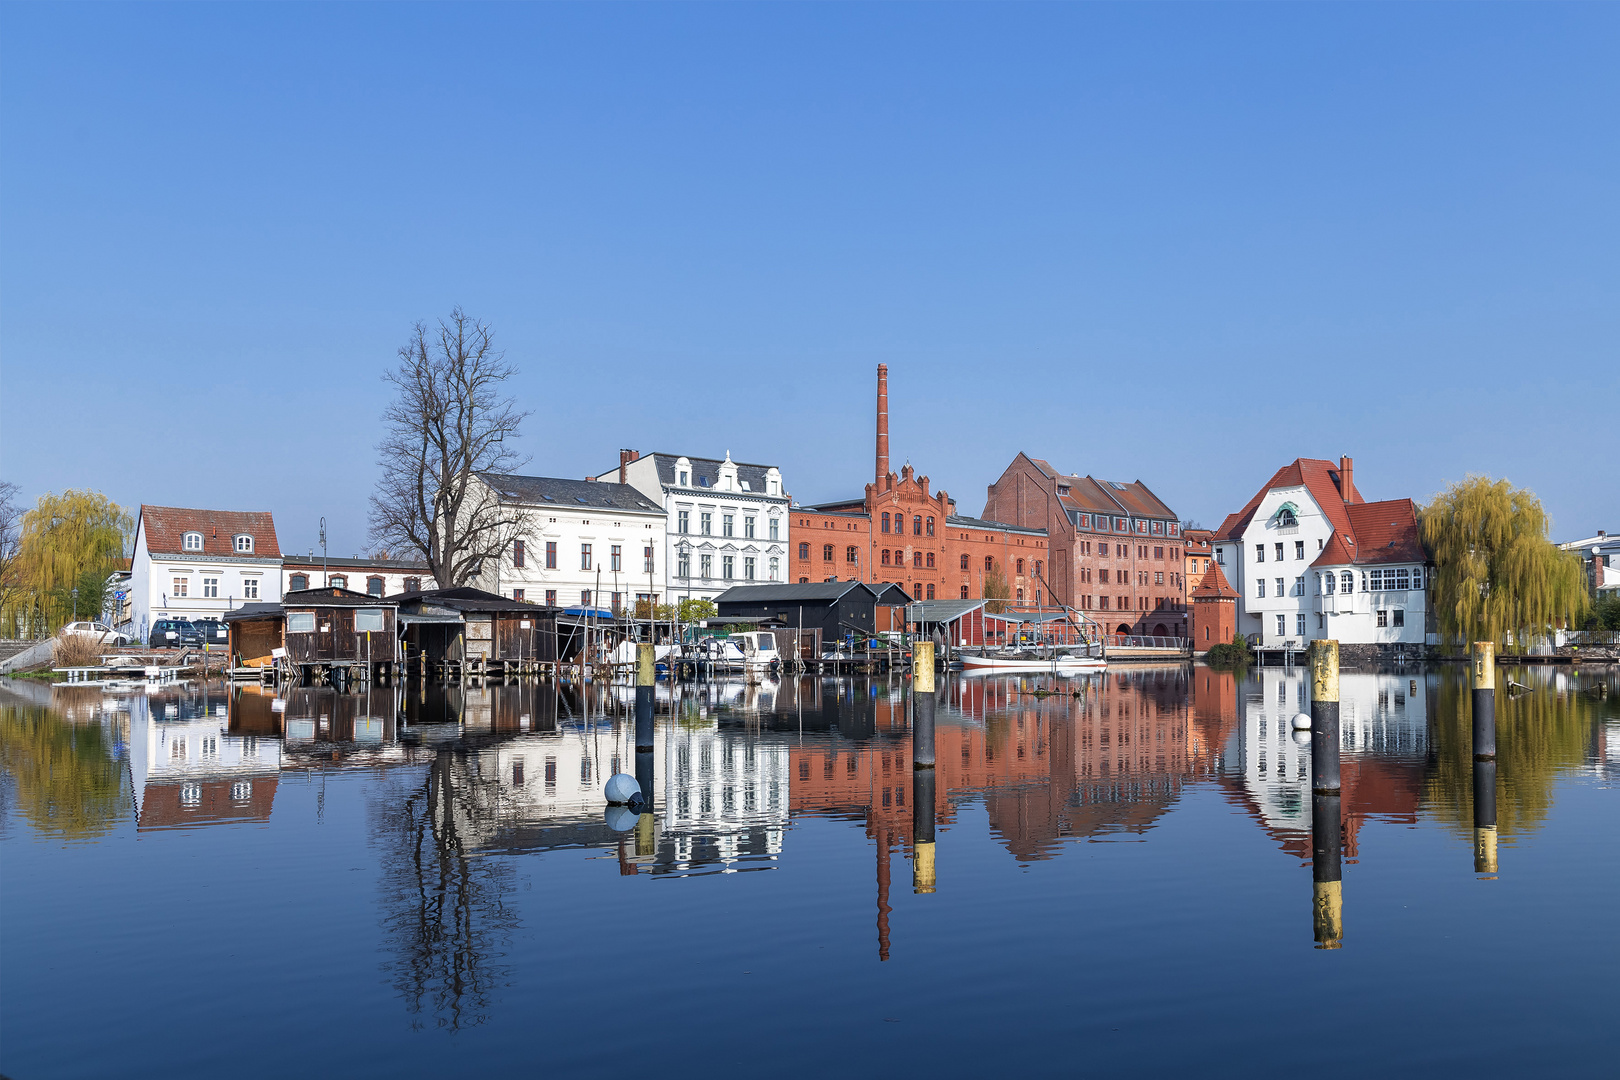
[130,508,283,644]
[474,473,667,611]
[281,556,430,598]
[597,451,790,605]
[1213,483,1429,649]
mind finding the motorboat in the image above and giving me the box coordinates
[959,649,1107,674]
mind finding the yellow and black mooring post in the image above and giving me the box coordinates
[912,641,936,893]
[635,643,656,855]
[1473,758,1498,876]
[1472,642,1496,761]
[1310,640,1340,795]
[1311,791,1343,949]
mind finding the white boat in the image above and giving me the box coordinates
[959,650,1107,674]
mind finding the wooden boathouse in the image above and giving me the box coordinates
[282,587,401,684]
[393,587,570,678]
[714,580,912,665]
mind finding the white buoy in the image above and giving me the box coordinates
[1291,712,1313,730]
[604,805,639,832]
[1293,730,1313,748]
[604,773,641,805]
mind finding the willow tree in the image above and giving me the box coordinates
[13,489,131,633]
[1421,476,1587,652]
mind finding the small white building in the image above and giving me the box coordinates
[594,450,790,605]
[130,505,283,644]
[1211,457,1432,654]
[1557,530,1620,597]
[473,472,667,612]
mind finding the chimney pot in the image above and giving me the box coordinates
[1339,455,1355,503]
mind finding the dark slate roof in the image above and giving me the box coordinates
[714,581,876,604]
[281,587,396,608]
[281,554,430,570]
[224,602,285,622]
[869,583,914,605]
[479,473,663,514]
[647,453,783,496]
[946,513,1047,537]
[389,586,551,613]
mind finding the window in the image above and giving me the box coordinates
[846,546,859,564]
[183,531,203,552]
[926,584,936,599]
[582,590,593,606]
[1278,508,1297,527]
[1276,578,1284,598]
[1413,569,1425,590]
[700,555,712,579]
[611,545,622,572]
[769,557,779,580]
[700,512,712,535]
[545,589,557,606]
[514,539,526,568]
[172,576,189,598]
[1255,544,1265,563]
[678,551,690,578]
[769,518,779,540]
[644,546,655,572]
[799,542,810,560]
[546,541,558,569]
[1317,613,1325,630]
[882,512,891,533]
[820,544,833,561]
[745,516,755,539]
[985,556,993,573]
[960,554,969,570]
[1377,610,1388,628]
[1396,568,1410,590]
[1296,614,1306,636]
[1342,571,1354,594]
[961,586,970,599]
[1274,543,1284,561]
[1257,580,1266,598]
[926,517,935,536]
[882,549,891,566]
[243,578,259,599]
[678,510,690,534]
[1016,588,1024,601]
[581,544,592,570]
[913,515,922,536]
[234,534,253,553]
[202,577,219,598]
[289,573,308,591]
[1293,576,1303,596]
[1216,548,1225,565]
[356,608,385,632]
[404,577,421,592]
[611,591,622,609]
[925,552,935,568]
[1277,614,1287,636]
[723,514,734,537]
[288,612,315,633]
[745,557,755,580]
[1079,514,1091,528]
[1393,609,1405,627]
[330,575,348,588]
[1154,571,1164,586]
[1295,541,1305,560]
[722,556,734,580]
[368,577,384,596]
[799,577,809,583]
[1152,521,1164,535]
[1017,558,1025,575]
[913,552,923,569]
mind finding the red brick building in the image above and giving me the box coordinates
[981,454,1187,638]
[788,366,1049,604]
[1190,559,1239,652]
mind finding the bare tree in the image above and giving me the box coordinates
[0,481,24,629]
[369,309,530,588]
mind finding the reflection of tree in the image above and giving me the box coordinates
[1425,670,1600,836]
[0,704,127,839]
[370,749,517,1031]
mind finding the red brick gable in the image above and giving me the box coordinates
[139,505,281,559]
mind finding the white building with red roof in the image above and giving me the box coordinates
[1211,457,1432,653]
[130,505,283,644]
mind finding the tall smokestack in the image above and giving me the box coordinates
[876,364,889,485]
[1339,455,1355,502]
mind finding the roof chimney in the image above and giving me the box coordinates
[1339,456,1355,503]
[619,448,637,484]
[876,364,889,486]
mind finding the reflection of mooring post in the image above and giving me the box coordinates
[1471,641,1496,760]
[1311,792,1343,949]
[1310,640,1340,795]
[635,643,656,856]
[1473,759,1498,876]
[912,640,936,893]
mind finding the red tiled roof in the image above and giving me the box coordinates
[1322,499,1424,567]
[1191,561,1239,600]
[139,505,281,558]
[1313,530,1358,568]
[1213,458,1362,542]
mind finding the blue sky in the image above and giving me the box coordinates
[3,3,1615,555]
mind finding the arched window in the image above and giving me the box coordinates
[912,551,923,569]
[882,549,891,566]
[1016,558,1025,575]
[289,574,308,591]
[1016,588,1024,601]
[985,555,994,573]
[822,544,834,561]
[926,517,935,536]
[330,575,348,589]
[233,534,254,553]
[1035,560,1043,578]
[768,557,779,580]
[960,585,970,599]
[1316,572,1325,594]
[925,552,935,568]
[926,584,936,599]
[960,553,969,570]
[183,531,203,552]
[913,515,922,536]
[367,577,385,596]
[882,512,890,533]
[403,577,421,592]
[1342,571,1355,594]
[799,542,809,560]
[1278,507,1297,527]
[846,546,858,564]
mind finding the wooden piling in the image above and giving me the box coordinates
[1473,759,1498,876]
[1310,640,1340,794]
[1471,641,1496,760]
[1311,792,1343,949]
[913,641,935,769]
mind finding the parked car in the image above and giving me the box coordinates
[192,618,230,647]
[149,619,203,648]
[59,621,131,647]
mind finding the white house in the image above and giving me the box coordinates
[1557,530,1620,597]
[473,472,667,612]
[594,450,790,605]
[281,553,431,597]
[1211,457,1432,653]
[130,505,283,644]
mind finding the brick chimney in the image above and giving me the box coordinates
[876,364,889,486]
[1339,455,1355,502]
[619,448,638,484]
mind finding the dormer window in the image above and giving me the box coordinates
[183,531,203,552]
[234,534,254,553]
[679,471,689,486]
[1277,508,1297,527]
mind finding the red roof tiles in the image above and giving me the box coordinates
[1214,458,1363,543]
[1191,560,1239,600]
[138,505,281,559]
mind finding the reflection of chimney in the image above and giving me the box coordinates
[1339,456,1354,502]
[619,448,638,485]
[876,365,889,485]
[876,824,891,961]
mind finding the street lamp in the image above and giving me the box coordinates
[71,586,79,622]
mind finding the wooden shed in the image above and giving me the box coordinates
[224,602,286,670]
[392,587,564,676]
[279,587,401,682]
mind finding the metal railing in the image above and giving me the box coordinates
[1108,635,1189,649]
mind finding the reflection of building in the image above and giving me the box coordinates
[126,684,281,829]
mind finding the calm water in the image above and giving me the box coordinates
[2,665,1617,1078]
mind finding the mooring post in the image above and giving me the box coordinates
[1473,758,1498,876]
[1310,639,1340,795]
[1311,792,1343,949]
[1471,641,1496,761]
[913,641,935,769]
[912,763,936,894]
[635,642,656,853]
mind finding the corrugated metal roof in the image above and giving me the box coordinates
[479,472,663,514]
[908,598,985,623]
[946,513,1047,537]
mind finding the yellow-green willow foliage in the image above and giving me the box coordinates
[10,489,132,633]
[0,704,129,839]
[1424,667,1602,838]
[1421,476,1588,652]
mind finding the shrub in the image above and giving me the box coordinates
[1205,632,1252,668]
[53,633,102,667]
